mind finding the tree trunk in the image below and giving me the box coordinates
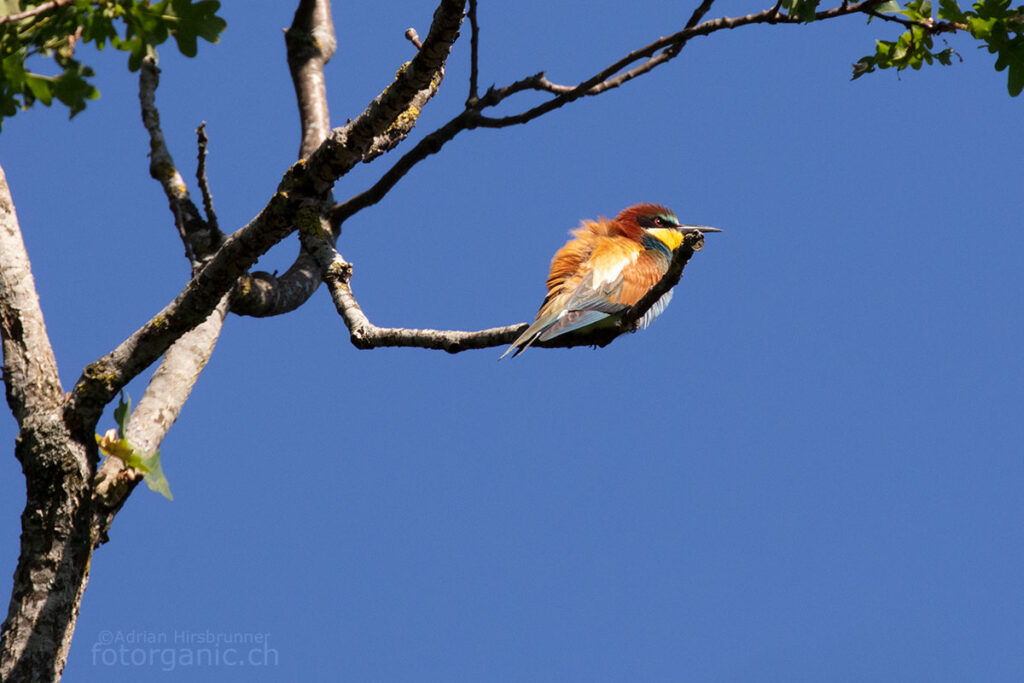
[1,413,96,682]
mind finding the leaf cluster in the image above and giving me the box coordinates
[853,0,1024,95]
[0,0,225,131]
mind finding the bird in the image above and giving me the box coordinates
[500,203,720,359]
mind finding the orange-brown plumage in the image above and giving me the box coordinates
[501,203,719,358]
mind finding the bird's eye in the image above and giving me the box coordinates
[653,216,666,226]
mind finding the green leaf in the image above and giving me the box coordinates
[24,74,52,105]
[968,15,998,38]
[136,449,173,501]
[82,14,119,49]
[114,390,131,436]
[938,0,966,21]
[0,0,225,129]
[166,0,226,57]
[1007,60,1024,94]
[97,392,173,501]
[874,0,903,11]
[899,0,932,20]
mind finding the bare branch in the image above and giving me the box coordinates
[129,297,230,453]
[286,0,337,159]
[308,0,464,181]
[317,242,525,353]
[686,0,718,29]
[330,0,887,232]
[67,0,467,424]
[310,226,705,355]
[331,110,472,228]
[91,293,231,538]
[235,0,452,319]
[140,58,221,264]
[0,162,64,424]
[475,0,889,128]
[195,122,219,234]
[230,251,324,318]
[227,0,339,319]
[405,27,423,49]
[467,0,480,104]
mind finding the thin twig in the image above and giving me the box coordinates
[310,224,705,354]
[865,9,966,32]
[139,58,214,265]
[333,0,886,230]
[467,0,480,104]
[195,122,219,234]
[474,0,890,129]
[686,0,718,29]
[405,27,422,49]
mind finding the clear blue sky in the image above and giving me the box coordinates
[2,1,1022,680]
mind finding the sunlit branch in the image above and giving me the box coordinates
[68,0,466,424]
[231,0,338,318]
[286,0,337,160]
[139,58,220,265]
[310,232,701,354]
[195,122,219,234]
[91,293,231,541]
[0,163,64,423]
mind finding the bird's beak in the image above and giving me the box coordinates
[680,225,722,234]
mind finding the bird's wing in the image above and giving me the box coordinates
[538,250,670,340]
[500,235,670,358]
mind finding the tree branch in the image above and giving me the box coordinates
[864,9,967,33]
[139,58,221,265]
[316,241,526,353]
[0,163,94,683]
[0,163,64,423]
[467,0,480,104]
[332,0,886,230]
[231,0,338,318]
[233,0,453,318]
[310,228,706,355]
[66,0,466,426]
[91,293,231,540]
[286,0,337,160]
[195,122,219,234]
[687,0,718,29]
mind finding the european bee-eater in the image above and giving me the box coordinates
[501,203,720,358]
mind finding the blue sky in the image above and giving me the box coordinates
[2,1,1023,680]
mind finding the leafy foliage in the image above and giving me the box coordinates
[852,0,1024,96]
[0,0,226,131]
[95,391,173,500]
[783,0,823,23]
